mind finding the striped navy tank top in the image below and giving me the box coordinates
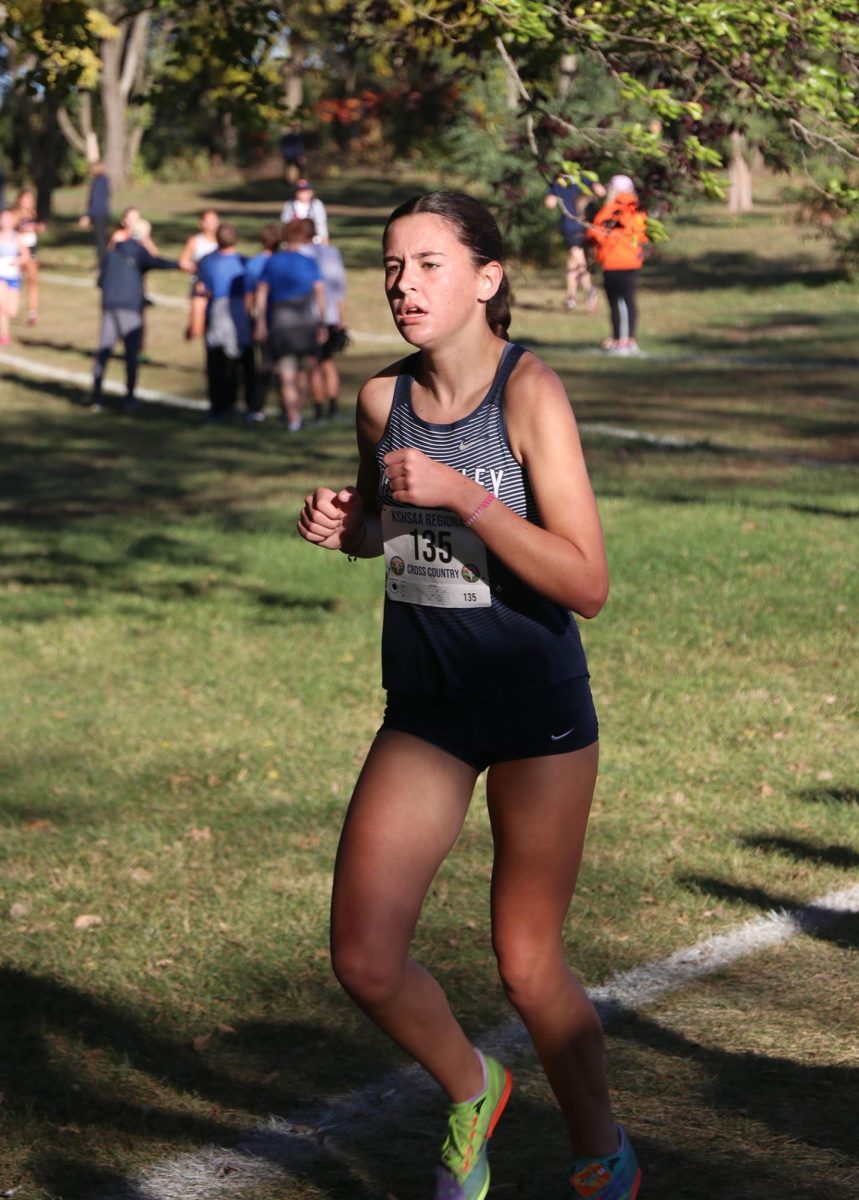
[375,342,589,699]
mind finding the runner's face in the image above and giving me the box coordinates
[383,213,498,348]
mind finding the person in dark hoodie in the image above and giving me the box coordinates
[90,207,181,412]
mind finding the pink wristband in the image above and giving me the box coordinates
[464,493,495,527]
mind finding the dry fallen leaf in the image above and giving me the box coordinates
[74,914,103,931]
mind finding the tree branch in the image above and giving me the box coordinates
[56,104,88,154]
[119,10,149,100]
[494,35,539,159]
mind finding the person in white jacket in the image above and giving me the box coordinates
[280,179,328,243]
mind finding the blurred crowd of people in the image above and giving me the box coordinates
[1,150,650,417]
[89,178,348,426]
[1,161,349,428]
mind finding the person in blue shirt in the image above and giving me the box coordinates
[300,217,348,422]
[196,222,256,421]
[243,222,283,422]
[544,173,599,313]
[254,218,326,432]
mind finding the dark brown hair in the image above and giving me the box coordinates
[282,217,308,245]
[258,222,282,251]
[216,221,238,249]
[383,191,511,340]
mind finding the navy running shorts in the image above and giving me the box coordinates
[380,676,598,771]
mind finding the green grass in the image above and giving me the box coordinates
[0,171,857,1199]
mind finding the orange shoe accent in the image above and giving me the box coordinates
[570,1162,612,1197]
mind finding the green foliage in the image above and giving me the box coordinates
[334,0,858,247]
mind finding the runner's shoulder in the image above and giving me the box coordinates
[357,357,410,432]
[507,348,567,408]
[505,349,578,446]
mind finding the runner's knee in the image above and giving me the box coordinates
[492,932,565,1012]
[330,930,407,1005]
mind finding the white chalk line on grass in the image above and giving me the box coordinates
[0,350,208,411]
[93,882,859,1200]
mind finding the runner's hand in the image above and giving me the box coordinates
[298,486,363,551]
[382,448,472,512]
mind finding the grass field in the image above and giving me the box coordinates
[0,171,857,1200]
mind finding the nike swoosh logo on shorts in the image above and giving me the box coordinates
[550,727,576,741]
[459,439,482,451]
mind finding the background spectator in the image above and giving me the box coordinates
[196,221,256,421]
[254,217,326,432]
[280,179,328,244]
[79,162,111,268]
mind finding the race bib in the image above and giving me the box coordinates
[382,505,492,608]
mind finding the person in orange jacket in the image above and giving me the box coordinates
[587,174,648,355]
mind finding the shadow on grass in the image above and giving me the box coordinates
[646,249,848,292]
[0,967,241,1155]
[678,877,859,952]
[610,1006,859,1172]
[202,175,423,211]
[0,533,344,626]
[1,375,354,516]
[800,786,859,806]
[738,834,859,871]
[3,967,400,1200]
[15,333,202,376]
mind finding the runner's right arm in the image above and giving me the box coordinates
[297,368,398,557]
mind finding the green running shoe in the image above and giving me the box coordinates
[433,1050,512,1200]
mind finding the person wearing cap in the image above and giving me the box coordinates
[280,179,329,244]
[587,174,648,355]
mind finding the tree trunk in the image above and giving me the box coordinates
[283,35,305,112]
[217,110,236,163]
[34,90,67,220]
[727,130,753,213]
[100,10,150,186]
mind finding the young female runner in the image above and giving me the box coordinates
[13,188,45,324]
[0,207,30,345]
[297,191,640,1200]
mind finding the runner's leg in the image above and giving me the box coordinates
[331,731,485,1101]
[486,743,619,1158]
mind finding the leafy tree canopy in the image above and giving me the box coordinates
[333,0,858,211]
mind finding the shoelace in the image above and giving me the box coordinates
[441,1101,480,1172]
